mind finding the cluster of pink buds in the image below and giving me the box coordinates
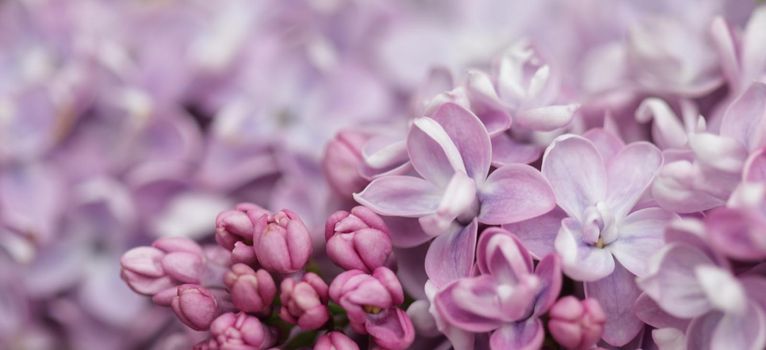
[120,203,413,349]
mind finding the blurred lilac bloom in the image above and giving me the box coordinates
[711,6,766,93]
[509,130,675,346]
[637,239,766,350]
[649,82,766,213]
[705,182,766,260]
[434,229,561,350]
[120,237,206,296]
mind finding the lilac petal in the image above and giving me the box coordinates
[605,142,663,219]
[381,216,432,248]
[354,176,441,217]
[394,244,429,300]
[489,319,544,350]
[633,293,689,330]
[685,311,722,350]
[706,208,766,261]
[584,262,643,347]
[407,117,466,187]
[425,220,478,288]
[708,304,766,350]
[532,254,562,316]
[490,133,542,166]
[504,208,565,259]
[478,164,556,225]
[542,135,607,220]
[609,208,676,277]
[476,228,533,281]
[636,244,716,319]
[720,82,766,150]
[554,218,614,282]
[742,8,766,83]
[434,275,505,332]
[465,71,512,135]
[635,98,689,149]
[688,133,748,172]
[710,17,740,88]
[582,128,625,163]
[514,104,578,131]
[420,171,477,236]
[744,148,766,182]
[430,102,492,182]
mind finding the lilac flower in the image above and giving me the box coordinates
[508,130,676,345]
[279,272,330,330]
[171,284,220,331]
[433,228,561,350]
[711,6,766,94]
[252,209,312,274]
[325,206,393,272]
[322,129,372,198]
[637,239,766,350]
[355,102,555,283]
[223,264,276,315]
[120,237,205,295]
[548,296,606,350]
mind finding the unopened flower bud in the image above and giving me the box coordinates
[322,130,371,197]
[223,264,276,314]
[279,272,330,330]
[325,206,392,272]
[171,284,219,331]
[329,267,404,326]
[215,203,268,250]
[314,331,359,350]
[120,237,204,295]
[548,296,606,350]
[196,312,275,350]
[253,210,312,273]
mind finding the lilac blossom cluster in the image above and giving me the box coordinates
[122,203,414,349]
[3,0,766,349]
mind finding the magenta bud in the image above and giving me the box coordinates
[215,210,255,250]
[253,210,312,273]
[329,267,404,326]
[202,312,275,350]
[322,129,370,197]
[548,296,606,350]
[223,264,276,314]
[120,237,205,295]
[171,285,219,331]
[315,331,359,350]
[279,272,330,330]
[231,241,258,265]
[325,206,392,272]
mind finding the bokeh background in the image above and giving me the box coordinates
[0,0,758,349]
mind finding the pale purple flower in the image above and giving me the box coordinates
[637,239,766,350]
[711,6,766,94]
[433,228,561,350]
[252,209,312,274]
[355,102,555,284]
[279,272,330,330]
[223,264,276,315]
[508,129,675,346]
[548,296,606,350]
[314,331,359,350]
[325,206,393,272]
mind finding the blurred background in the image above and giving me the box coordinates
[0,0,757,349]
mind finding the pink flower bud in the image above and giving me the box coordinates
[196,312,275,350]
[325,207,392,272]
[279,272,330,330]
[329,267,404,326]
[231,241,258,265]
[548,296,606,350]
[253,210,312,273]
[366,307,415,350]
[223,264,276,314]
[215,203,269,250]
[171,285,219,331]
[120,237,204,295]
[322,130,370,197]
[315,331,359,350]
